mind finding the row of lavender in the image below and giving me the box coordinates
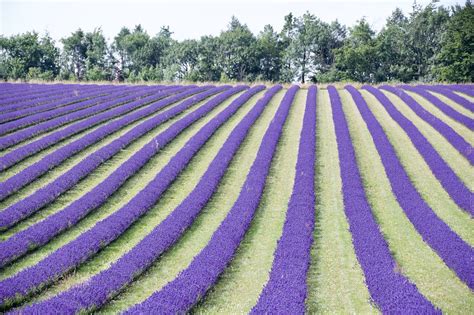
[0,86,215,230]
[0,85,260,308]
[0,86,234,266]
[3,82,472,311]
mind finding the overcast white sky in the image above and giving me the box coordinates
[0,0,465,42]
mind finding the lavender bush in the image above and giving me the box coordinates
[328,85,436,313]
[0,86,210,229]
[347,85,474,290]
[252,85,317,313]
[0,86,188,170]
[363,85,472,215]
[0,86,231,265]
[400,85,474,128]
[417,85,473,112]
[380,86,473,164]
[0,86,226,201]
[0,85,258,308]
[18,85,282,314]
[125,85,298,314]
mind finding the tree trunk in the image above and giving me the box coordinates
[301,50,306,83]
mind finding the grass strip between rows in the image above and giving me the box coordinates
[252,86,316,313]
[125,86,298,313]
[19,86,282,314]
[0,85,258,310]
[306,89,376,314]
[346,86,474,290]
[341,89,474,313]
[329,86,436,313]
[363,86,473,215]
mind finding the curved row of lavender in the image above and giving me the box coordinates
[0,85,257,308]
[442,84,474,97]
[0,86,221,202]
[18,85,282,314]
[126,86,298,314]
[347,85,474,290]
[0,86,187,171]
[0,86,231,265]
[0,84,81,104]
[0,86,155,146]
[418,85,474,112]
[0,84,471,313]
[0,85,118,123]
[0,84,153,108]
[0,83,123,107]
[0,87,171,149]
[0,84,100,109]
[327,86,436,313]
[0,86,208,230]
[400,85,474,129]
[363,86,473,215]
[0,84,57,102]
[380,86,474,164]
[0,85,130,127]
[252,86,317,313]
[0,87,133,134]
[0,84,60,100]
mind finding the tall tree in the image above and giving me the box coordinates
[112,27,131,80]
[0,32,59,80]
[111,25,150,79]
[84,28,110,80]
[281,12,318,83]
[218,16,259,81]
[406,1,450,80]
[435,0,473,82]
[376,8,413,81]
[280,12,344,83]
[62,28,110,81]
[334,19,379,82]
[167,39,199,80]
[194,35,222,81]
[256,24,282,81]
[61,29,88,80]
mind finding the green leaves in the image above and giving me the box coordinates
[434,1,474,82]
[0,32,59,80]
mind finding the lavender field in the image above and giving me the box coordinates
[0,82,472,314]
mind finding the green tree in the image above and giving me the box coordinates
[406,1,450,80]
[112,27,131,80]
[168,39,199,80]
[334,19,379,82]
[280,12,345,83]
[311,20,346,82]
[280,12,319,83]
[61,29,88,80]
[435,0,473,81]
[256,24,282,81]
[0,32,59,80]
[194,35,222,81]
[112,25,150,79]
[112,25,172,81]
[218,16,259,81]
[376,8,414,81]
[61,28,111,81]
[84,28,111,80]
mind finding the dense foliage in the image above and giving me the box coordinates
[1,1,472,83]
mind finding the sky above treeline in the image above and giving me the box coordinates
[1,0,465,42]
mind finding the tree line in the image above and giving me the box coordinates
[1,1,472,83]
